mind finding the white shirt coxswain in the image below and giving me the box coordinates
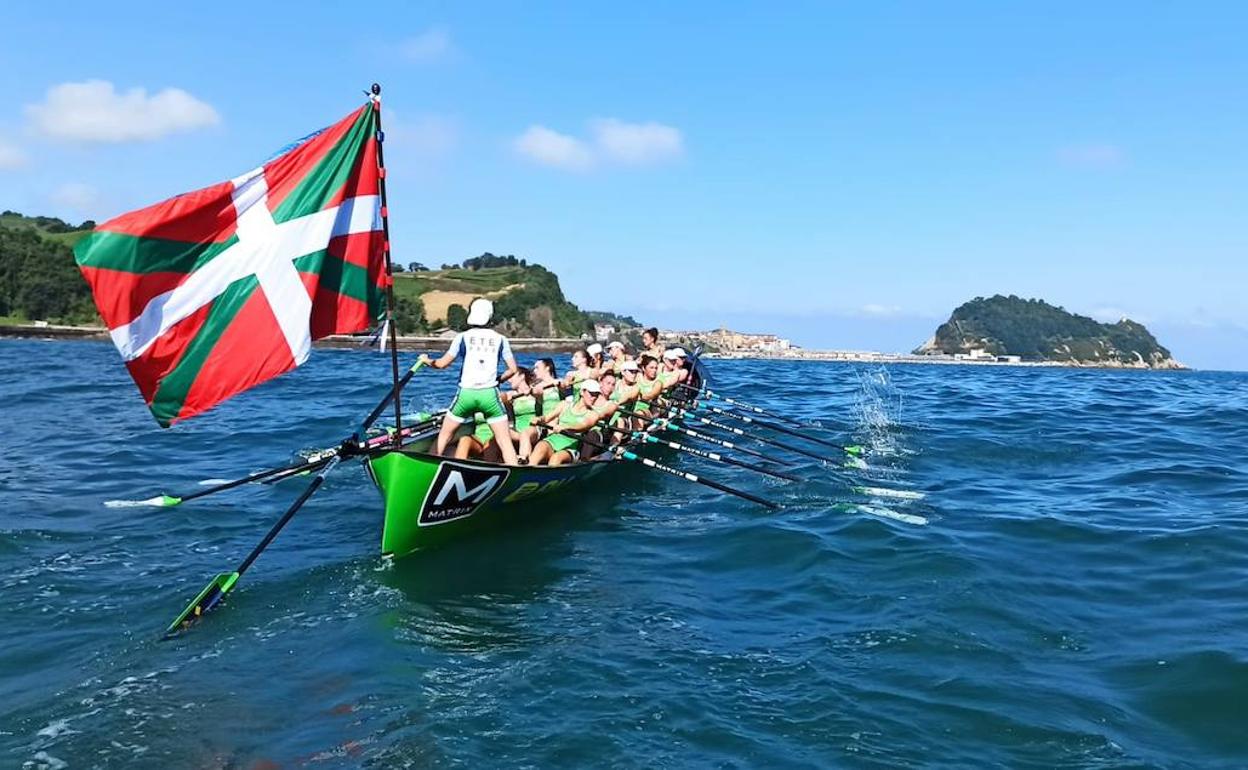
[446,328,514,389]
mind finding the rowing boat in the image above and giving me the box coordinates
[364,360,707,558]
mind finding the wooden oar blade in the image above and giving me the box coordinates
[164,571,239,639]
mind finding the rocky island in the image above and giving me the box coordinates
[915,295,1184,369]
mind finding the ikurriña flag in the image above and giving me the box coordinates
[74,102,387,427]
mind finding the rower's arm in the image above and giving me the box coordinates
[538,400,567,425]
[497,338,518,383]
[420,333,463,370]
[565,410,604,433]
[641,378,663,400]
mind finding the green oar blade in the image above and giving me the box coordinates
[164,571,239,638]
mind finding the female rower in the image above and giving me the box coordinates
[561,348,595,398]
[660,347,691,393]
[530,357,562,414]
[586,342,606,376]
[525,380,604,466]
[606,340,629,373]
[641,327,664,361]
[632,355,664,419]
[418,298,520,465]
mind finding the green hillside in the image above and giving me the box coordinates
[1,213,627,339]
[917,295,1180,368]
[391,254,593,337]
[0,211,97,324]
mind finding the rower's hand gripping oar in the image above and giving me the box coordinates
[567,429,780,510]
[603,424,801,482]
[163,455,342,638]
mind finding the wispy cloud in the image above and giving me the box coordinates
[1056,143,1125,169]
[514,126,595,171]
[514,118,684,171]
[1089,306,1147,324]
[49,181,101,213]
[0,137,26,170]
[25,80,219,144]
[400,27,454,63]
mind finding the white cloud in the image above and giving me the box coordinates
[1089,306,1148,324]
[514,125,595,171]
[400,27,453,62]
[591,118,683,165]
[25,80,219,144]
[514,118,683,171]
[1056,143,1125,168]
[0,138,26,170]
[49,182,101,213]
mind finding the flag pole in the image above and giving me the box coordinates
[370,83,404,446]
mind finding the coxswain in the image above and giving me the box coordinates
[418,297,520,465]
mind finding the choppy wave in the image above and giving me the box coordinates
[2,339,1247,767]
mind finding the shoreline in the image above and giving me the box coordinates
[0,323,1187,369]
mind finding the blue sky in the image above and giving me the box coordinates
[2,2,1246,368]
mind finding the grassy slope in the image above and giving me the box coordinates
[391,266,527,300]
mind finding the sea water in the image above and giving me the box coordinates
[1,339,1245,767]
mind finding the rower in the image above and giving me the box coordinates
[641,327,664,361]
[418,297,520,465]
[606,340,628,373]
[526,379,604,466]
[632,355,664,419]
[660,347,691,392]
[531,357,562,415]
[586,342,606,376]
[562,348,594,398]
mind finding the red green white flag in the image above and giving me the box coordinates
[74,102,388,427]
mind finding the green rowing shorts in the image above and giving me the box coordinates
[542,432,580,453]
[449,387,507,424]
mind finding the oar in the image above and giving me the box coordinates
[567,430,779,509]
[163,455,341,638]
[670,408,839,464]
[603,424,800,482]
[108,414,443,508]
[686,400,864,455]
[677,384,818,430]
[359,360,424,433]
[625,410,785,464]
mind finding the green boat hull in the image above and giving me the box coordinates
[366,447,619,558]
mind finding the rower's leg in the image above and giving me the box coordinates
[453,436,477,460]
[518,427,537,460]
[488,417,519,466]
[549,450,572,467]
[434,413,461,456]
[529,440,552,466]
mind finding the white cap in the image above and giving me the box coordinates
[606,340,625,350]
[581,379,601,394]
[586,343,603,356]
[620,360,640,372]
[466,298,493,326]
[670,346,688,358]
[663,349,679,360]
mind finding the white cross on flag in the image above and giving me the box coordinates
[74,102,388,426]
